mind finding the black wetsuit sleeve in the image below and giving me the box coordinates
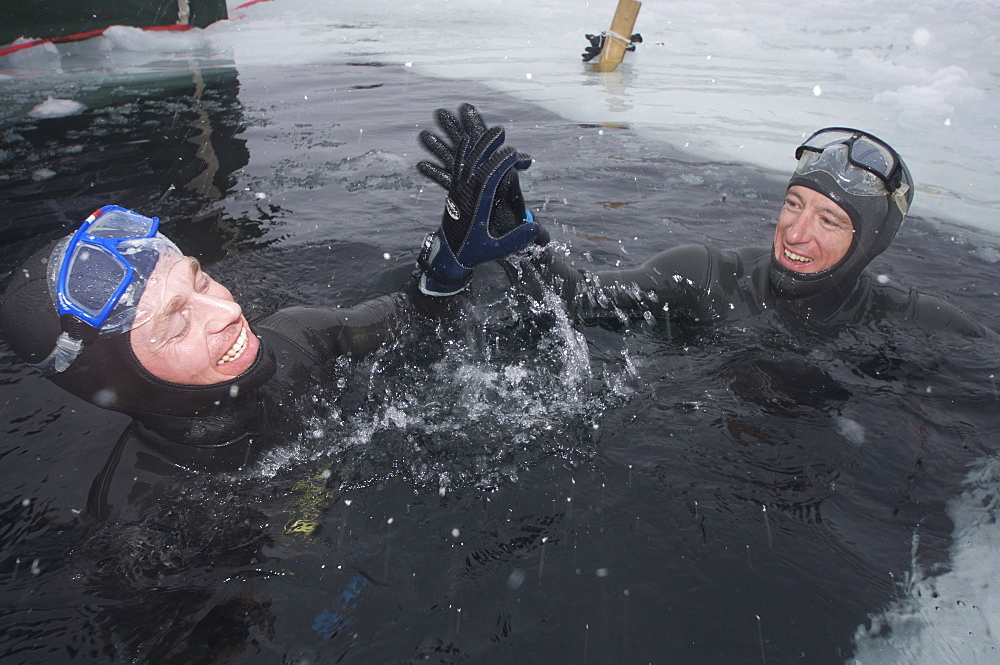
[532,244,714,320]
[254,281,460,365]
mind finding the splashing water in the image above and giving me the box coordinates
[256,270,628,496]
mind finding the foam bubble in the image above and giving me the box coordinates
[506,569,526,590]
[28,97,86,119]
[92,388,117,408]
[912,28,932,46]
[836,417,866,445]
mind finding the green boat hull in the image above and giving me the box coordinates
[2,0,228,46]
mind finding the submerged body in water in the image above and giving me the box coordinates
[1,61,999,664]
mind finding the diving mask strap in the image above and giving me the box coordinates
[892,182,910,216]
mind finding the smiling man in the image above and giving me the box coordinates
[128,253,260,386]
[0,109,543,467]
[773,185,855,275]
[513,125,989,334]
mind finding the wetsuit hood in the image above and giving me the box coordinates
[769,136,914,306]
[1,239,277,422]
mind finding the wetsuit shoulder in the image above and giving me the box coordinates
[87,419,267,520]
[866,277,989,337]
[255,294,408,365]
[690,246,774,322]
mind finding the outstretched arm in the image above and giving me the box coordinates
[415,103,714,323]
[531,243,714,322]
[254,280,452,365]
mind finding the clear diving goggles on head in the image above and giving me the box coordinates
[35,205,182,375]
[794,127,911,215]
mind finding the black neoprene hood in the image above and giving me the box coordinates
[1,239,276,420]
[769,143,914,302]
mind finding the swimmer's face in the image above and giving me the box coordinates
[129,254,259,386]
[773,185,854,274]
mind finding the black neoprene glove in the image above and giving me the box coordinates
[582,33,605,62]
[418,103,538,239]
[414,104,546,296]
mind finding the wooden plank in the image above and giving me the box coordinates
[592,0,642,73]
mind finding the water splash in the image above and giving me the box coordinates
[258,273,626,495]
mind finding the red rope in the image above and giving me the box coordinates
[233,0,278,10]
[0,24,195,58]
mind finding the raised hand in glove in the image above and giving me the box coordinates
[415,105,544,296]
[418,103,533,238]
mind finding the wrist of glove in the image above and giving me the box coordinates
[416,208,541,297]
[416,228,473,297]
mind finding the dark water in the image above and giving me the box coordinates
[2,60,999,664]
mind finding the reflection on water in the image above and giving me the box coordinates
[0,58,277,263]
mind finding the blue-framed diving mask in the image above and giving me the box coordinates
[34,205,183,375]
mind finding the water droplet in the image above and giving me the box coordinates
[93,388,117,407]
[507,569,526,590]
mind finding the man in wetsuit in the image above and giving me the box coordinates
[419,108,987,337]
[0,107,543,485]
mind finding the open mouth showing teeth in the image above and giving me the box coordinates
[784,248,813,264]
[218,326,249,365]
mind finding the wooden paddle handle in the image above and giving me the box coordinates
[592,0,642,72]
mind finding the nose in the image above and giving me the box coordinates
[783,209,816,245]
[193,291,243,330]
